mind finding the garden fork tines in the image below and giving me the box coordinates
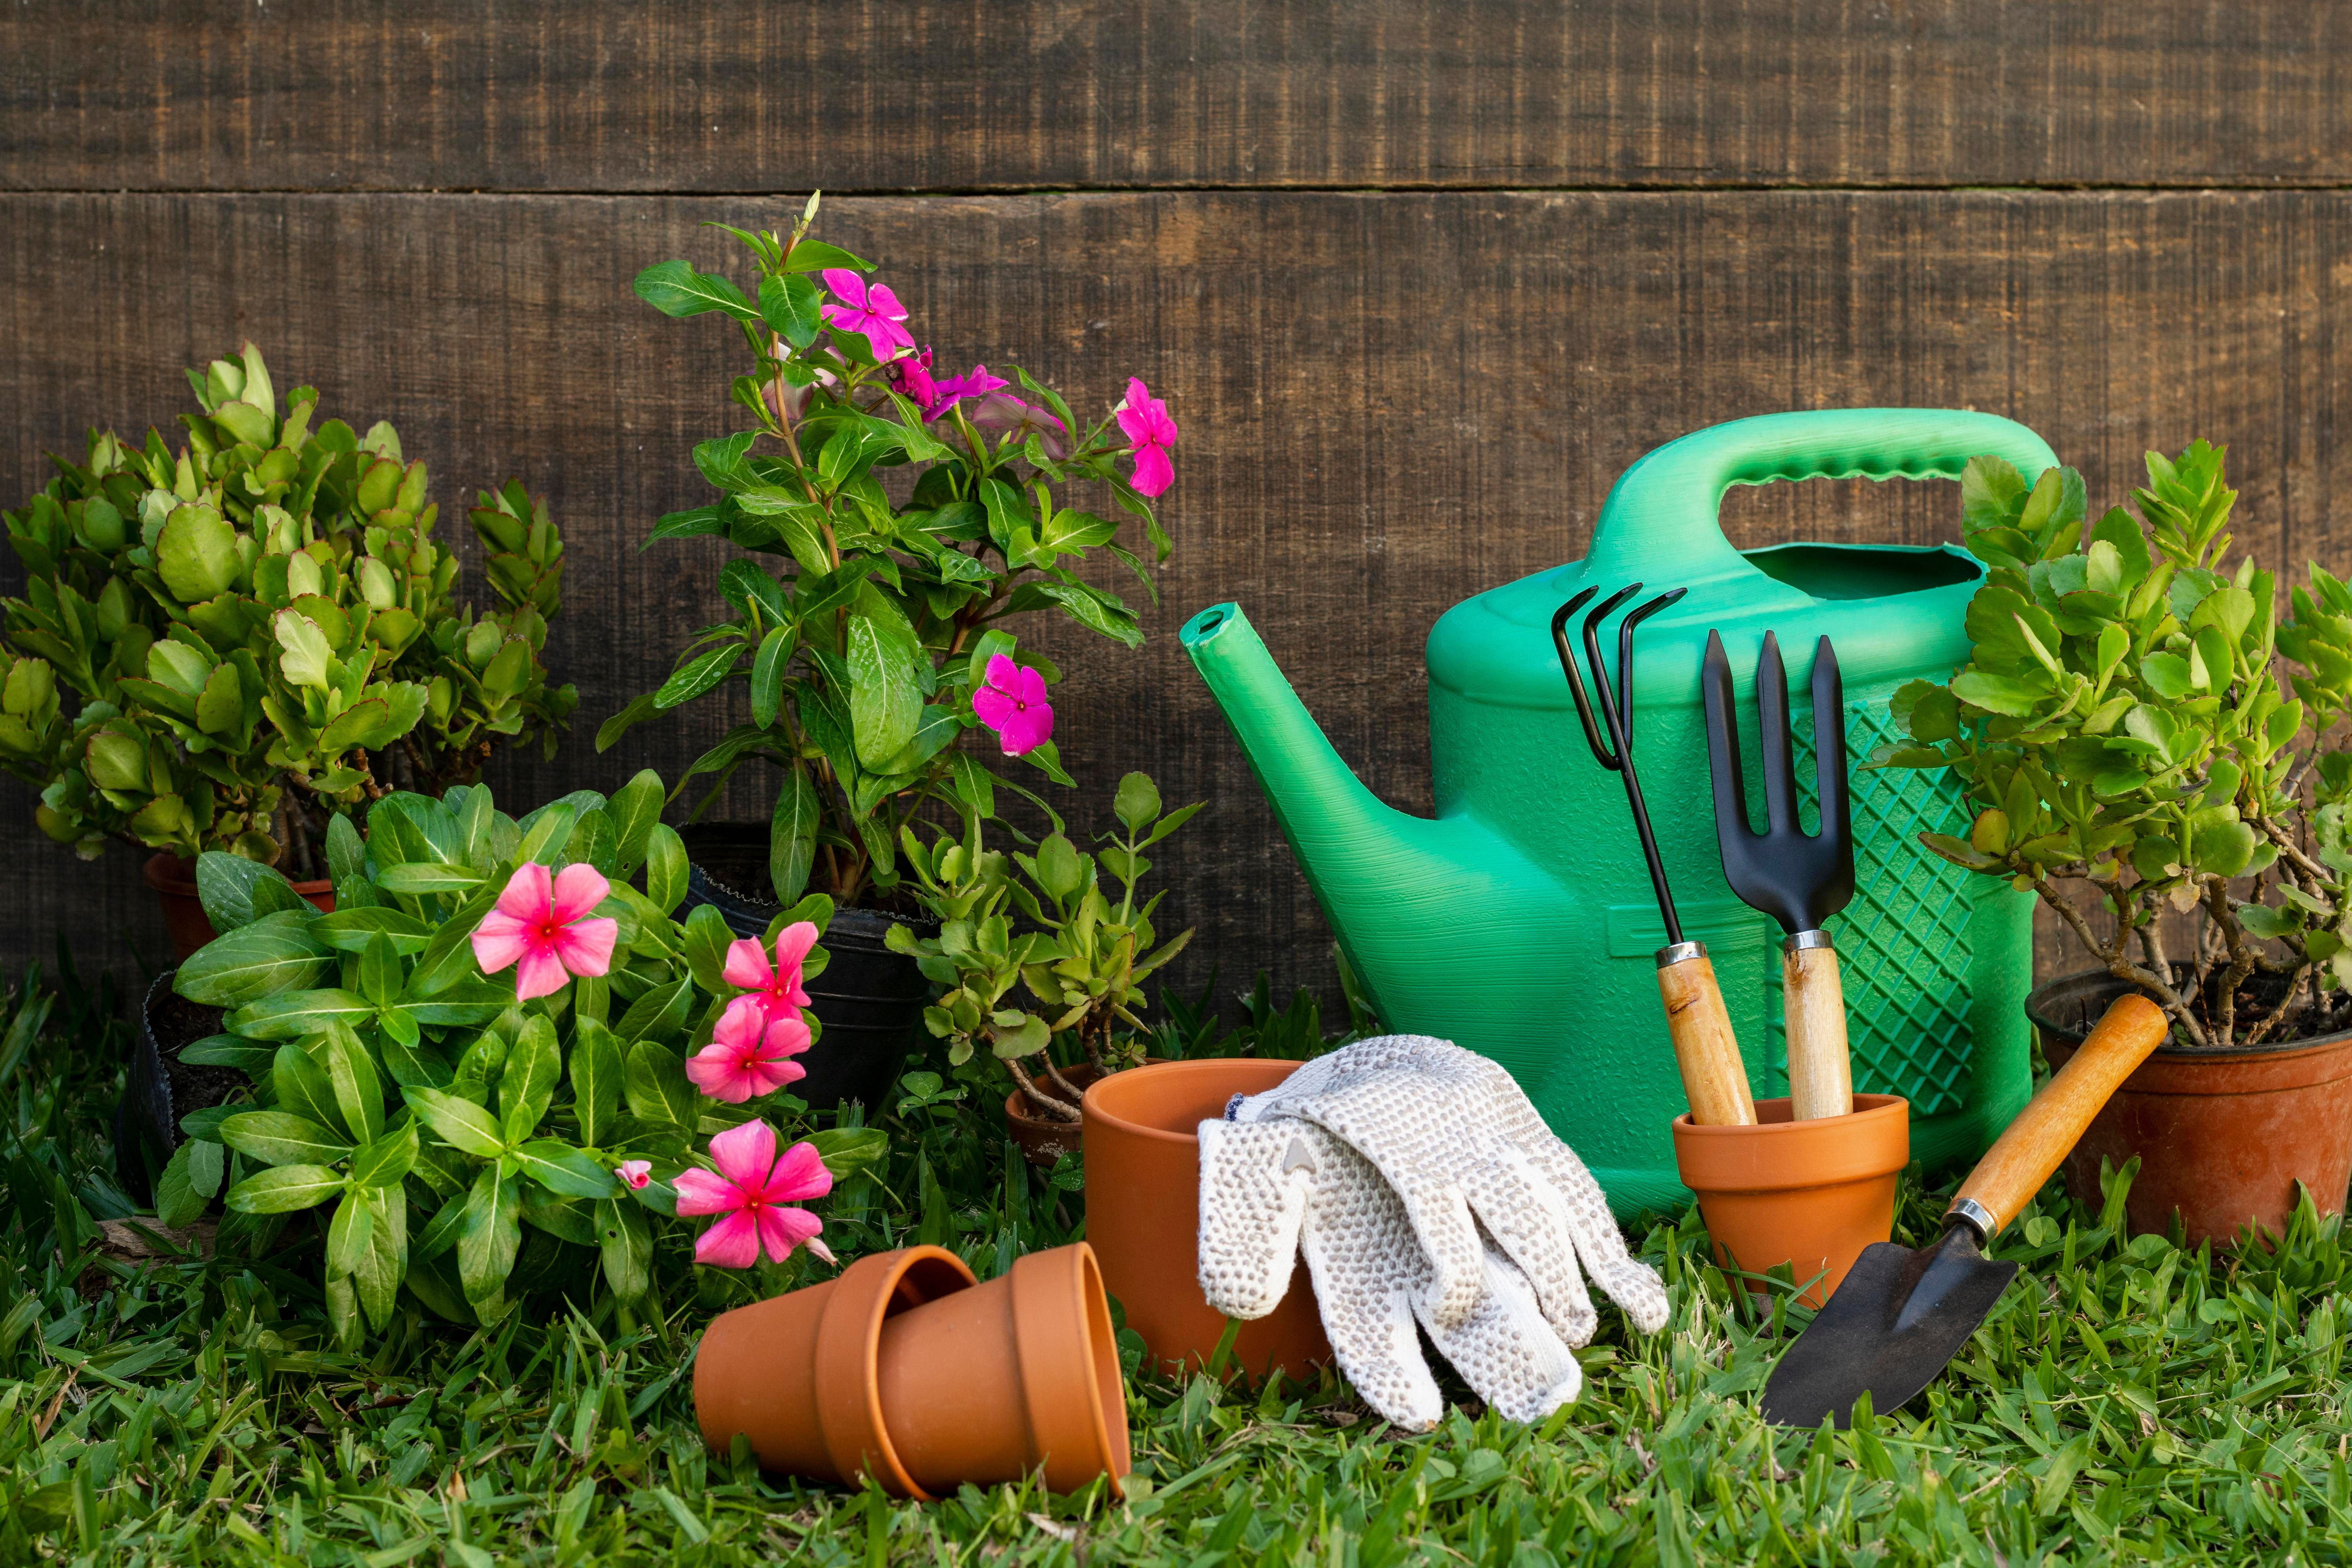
[1551,584,1755,1128]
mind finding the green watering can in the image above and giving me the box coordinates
[1182,409,2058,1216]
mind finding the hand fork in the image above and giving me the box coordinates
[1700,630,1857,1120]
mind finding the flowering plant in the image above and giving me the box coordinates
[159,770,880,1343]
[601,196,1179,910]
[0,343,574,874]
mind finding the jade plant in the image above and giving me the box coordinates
[887,772,1199,1121]
[601,194,1179,911]
[158,771,880,1341]
[1875,441,2352,1047]
[0,344,576,875]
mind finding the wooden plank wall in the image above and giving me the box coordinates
[3,3,2347,1007]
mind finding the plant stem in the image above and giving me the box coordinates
[2035,869,2212,1046]
[1004,1054,1079,1122]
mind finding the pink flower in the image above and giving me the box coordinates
[721,921,819,1029]
[615,1160,652,1191]
[965,390,1070,459]
[893,345,938,409]
[470,863,618,1001]
[820,269,914,361]
[926,363,1009,423]
[1116,377,1178,497]
[686,1004,813,1102]
[673,1120,834,1268]
[972,654,1053,756]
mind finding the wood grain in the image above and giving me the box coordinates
[1659,949,1759,1126]
[2,188,2348,1000]
[6,3,2352,194]
[1782,942,1853,1120]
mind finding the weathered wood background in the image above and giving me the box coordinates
[4,2,2348,1004]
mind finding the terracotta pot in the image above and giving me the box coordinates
[2031,969,2352,1247]
[694,1243,1129,1499]
[1004,1064,1100,1167]
[1671,1094,1910,1307]
[1081,1058,1332,1379]
[145,853,334,962]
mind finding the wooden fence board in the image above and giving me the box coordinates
[2,189,2345,998]
[5,3,2350,194]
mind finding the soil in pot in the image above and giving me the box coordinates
[677,824,934,1113]
[2031,968,2352,1247]
[146,852,334,962]
[117,970,238,1203]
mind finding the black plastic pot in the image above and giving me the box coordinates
[117,969,240,1204]
[677,823,935,1113]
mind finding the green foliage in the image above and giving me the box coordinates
[603,198,1175,908]
[890,773,1200,1117]
[1879,442,2352,1046]
[0,345,577,874]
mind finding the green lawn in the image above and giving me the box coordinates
[4,960,2351,1566]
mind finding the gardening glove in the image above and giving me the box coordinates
[1197,1113,1593,1430]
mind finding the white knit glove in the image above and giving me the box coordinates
[1195,1035,1668,1430]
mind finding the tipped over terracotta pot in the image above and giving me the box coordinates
[1672,1094,1909,1307]
[694,1242,1130,1499]
[1082,1058,1331,1379]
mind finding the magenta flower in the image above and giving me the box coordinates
[926,363,1009,423]
[470,863,618,1001]
[893,345,938,410]
[820,269,914,361]
[721,921,819,1030]
[673,1120,834,1268]
[966,390,1070,459]
[686,1004,813,1102]
[615,1160,652,1191]
[1116,377,1178,497]
[972,654,1054,756]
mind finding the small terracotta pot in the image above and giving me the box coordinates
[145,853,334,961]
[1082,1058,1332,1379]
[2033,969,2352,1247]
[1004,1064,1103,1167]
[694,1243,1130,1499]
[1672,1094,1910,1307]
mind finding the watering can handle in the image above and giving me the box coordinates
[1583,408,2060,584]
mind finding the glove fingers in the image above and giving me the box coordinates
[1387,1183,1488,1332]
[1457,1156,1599,1347]
[1292,1144,1445,1433]
[1533,1145,1671,1336]
[1195,1120,1312,1321]
[1417,1244,1583,1425]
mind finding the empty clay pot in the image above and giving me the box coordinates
[145,853,334,961]
[1082,1058,1331,1379]
[694,1242,1130,1499]
[2033,969,2352,1246]
[1671,1094,1909,1306]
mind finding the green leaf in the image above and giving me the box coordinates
[521,1191,599,1247]
[155,1142,209,1228]
[456,1167,523,1311]
[225,1165,345,1214]
[349,1121,419,1189]
[807,1126,888,1183]
[624,1040,697,1127]
[175,910,332,1006]
[314,905,434,955]
[405,1085,507,1159]
[682,904,735,993]
[782,239,875,274]
[633,259,760,321]
[220,1110,351,1167]
[644,823,688,914]
[759,271,824,348]
[750,624,794,731]
[375,862,487,895]
[1113,772,1162,833]
[771,764,822,906]
[352,1187,405,1331]
[499,1015,562,1146]
[187,1136,225,1198]
[274,609,336,689]
[1950,669,2050,718]
[655,644,739,711]
[272,1043,349,1138]
[404,886,499,999]
[156,502,241,602]
[326,812,367,887]
[615,975,693,1045]
[514,1140,621,1200]
[228,989,375,1040]
[594,1197,653,1302]
[194,851,302,935]
[605,769,666,876]
[571,1019,624,1148]
[356,931,402,1010]
[323,1024,385,1145]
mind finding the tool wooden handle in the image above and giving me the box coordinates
[1952,993,2169,1236]
[1783,939,1853,1120]
[1657,946,1757,1127]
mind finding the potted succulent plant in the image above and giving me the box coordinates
[887,770,1198,1164]
[603,195,1180,1108]
[129,768,883,1340]
[0,344,576,956]
[1877,440,2352,1243]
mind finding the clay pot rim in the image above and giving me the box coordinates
[1080,1057,1303,1147]
[1009,1243,1131,1496]
[813,1245,977,1501]
[1004,1063,1103,1133]
[1671,1094,1911,1194]
[2029,967,2352,1064]
[143,850,333,897]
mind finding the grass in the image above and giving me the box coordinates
[5,958,2352,1565]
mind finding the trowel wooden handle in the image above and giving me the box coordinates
[1952,993,2169,1237]
[1783,936,1853,1121]
[1657,944,1757,1127]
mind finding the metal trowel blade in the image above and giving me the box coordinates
[1760,1225,2019,1429]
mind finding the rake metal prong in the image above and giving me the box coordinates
[1757,632,1802,837]
[1550,588,1613,769]
[1579,583,1644,759]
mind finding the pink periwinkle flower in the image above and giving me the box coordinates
[470,863,618,1001]
[1116,377,1179,497]
[615,1160,652,1191]
[721,921,819,1029]
[673,1120,834,1268]
[686,1003,813,1103]
[972,653,1053,756]
[925,363,1009,423]
[966,390,1070,460]
[893,345,938,410]
[820,269,914,361]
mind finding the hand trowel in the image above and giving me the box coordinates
[1761,993,2170,1428]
